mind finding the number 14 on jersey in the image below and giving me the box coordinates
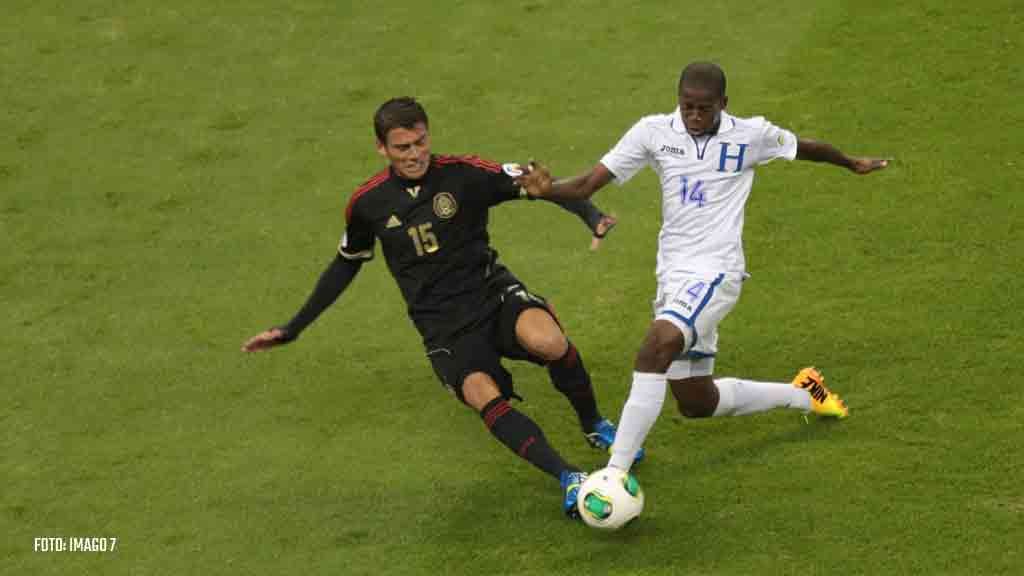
[679,176,706,208]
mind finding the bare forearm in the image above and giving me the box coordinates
[520,162,614,201]
[549,163,615,201]
[796,138,854,169]
[550,173,599,201]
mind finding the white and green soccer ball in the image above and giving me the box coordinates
[577,466,644,530]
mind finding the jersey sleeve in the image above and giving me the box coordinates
[338,193,375,261]
[753,118,798,165]
[599,118,652,184]
[468,157,528,206]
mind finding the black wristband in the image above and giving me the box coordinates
[274,326,298,343]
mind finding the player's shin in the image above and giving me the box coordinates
[547,341,600,431]
[479,397,576,479]
[711,377,811,416]
[608,372,667,470]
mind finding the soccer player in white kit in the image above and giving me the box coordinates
[520,62,889,471]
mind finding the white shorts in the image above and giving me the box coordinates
[652,273,743,379]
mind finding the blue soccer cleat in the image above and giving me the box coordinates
[585,418,646,464]
[560,470,588,519]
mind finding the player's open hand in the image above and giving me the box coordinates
[849,157,890,174]
[515,160,553,198]
[242,327,292,352]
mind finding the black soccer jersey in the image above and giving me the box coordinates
[339,155,527,347]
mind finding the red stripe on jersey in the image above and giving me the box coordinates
[346,169,390,222]
[434,154,503,174]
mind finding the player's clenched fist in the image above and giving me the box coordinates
[514,160,553,198]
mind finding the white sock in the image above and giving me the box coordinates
[608,372,666,471]
[712,377,811,416]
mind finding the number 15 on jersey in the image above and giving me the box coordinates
[408,222,439,256]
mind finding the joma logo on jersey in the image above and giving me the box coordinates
[660,144,686,156]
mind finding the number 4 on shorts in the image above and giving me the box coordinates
[686,281,706,301]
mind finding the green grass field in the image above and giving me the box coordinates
[3,1,1022,574]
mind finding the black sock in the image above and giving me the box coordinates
[479,398,576,479]
[547,342,601,433]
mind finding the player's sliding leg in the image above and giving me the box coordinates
[514,307,597,430]
[462,372,585,518]
[514,307,644,463]
[545,341,599,432]
[547,340,646,463]
[558,469,588,520]
[669,368,848,419]
[465,373,575,479]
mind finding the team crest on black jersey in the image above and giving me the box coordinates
[433,192,457,219]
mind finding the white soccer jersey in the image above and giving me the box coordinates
[600,109,798,279]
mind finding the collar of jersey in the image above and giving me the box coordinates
[389,164,428,186]
[670,108,737,137]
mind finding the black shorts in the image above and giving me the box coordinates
[426,281,559,403]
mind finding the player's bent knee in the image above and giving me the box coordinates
[527,330,568,362]
[670,376,717,418]
[635,322,685,372]
[516,309,568,361]
[461,372,502,411]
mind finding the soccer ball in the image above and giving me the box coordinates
[577,466,644,530]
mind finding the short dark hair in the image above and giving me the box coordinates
[373,97,429,143]
[678,62,727,97]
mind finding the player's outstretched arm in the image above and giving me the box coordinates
[518,161,615,200]
[537,196,618,250]
[242,327,293,352]
[796,139,890,174]
[242,256,363,352]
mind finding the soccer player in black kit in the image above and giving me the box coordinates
[242,97,641,518]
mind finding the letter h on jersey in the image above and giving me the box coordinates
[717,143,748,173]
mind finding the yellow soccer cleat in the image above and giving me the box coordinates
[792,367,849,419]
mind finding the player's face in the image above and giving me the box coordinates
[679,86,727,136]
[378,123,431,179]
